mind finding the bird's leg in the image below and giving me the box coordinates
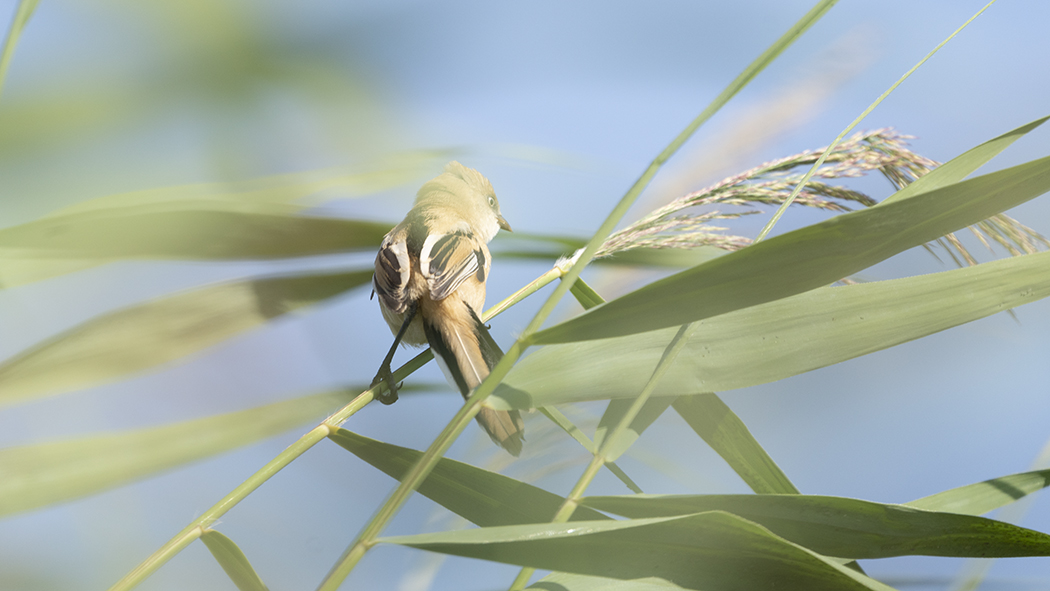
[371,302,418,405]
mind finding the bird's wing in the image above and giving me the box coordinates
[373,234,413,314]
[419,231,485,301]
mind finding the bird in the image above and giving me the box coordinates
[370,161,525,456]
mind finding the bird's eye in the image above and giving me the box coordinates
[488,196,496,207]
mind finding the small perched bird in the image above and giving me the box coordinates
[370,161,525,456]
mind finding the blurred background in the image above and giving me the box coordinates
[1,0,1049,589]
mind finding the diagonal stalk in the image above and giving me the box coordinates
[107,268,562,591]
[315,3,838,589]
[508,323,696,590]
[755,0,999,243]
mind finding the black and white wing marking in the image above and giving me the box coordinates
[420,231,486,301]
[373,235,412,314]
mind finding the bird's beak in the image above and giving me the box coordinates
[497,214,512,232]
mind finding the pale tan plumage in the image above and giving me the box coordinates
[371,162,524,456]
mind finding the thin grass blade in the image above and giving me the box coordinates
[537,406,643,493]
[0,390,352,517]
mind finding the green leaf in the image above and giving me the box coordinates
[0,158,435,288]
[0,210,390,259]
[672,394,799,494]
[569,277,607,310]
[0,390,350,517]
[907,469,1050,516]
[580,494,1050,559]
[200,530,270,591]
[882,115,1049,205]
[595,398,675,463]
[328,429,608,526]
[0,270,372,405]
[533,155,1050,343]
[530,572,689,590]
[493,250,1050,409]
[380,511,895,591]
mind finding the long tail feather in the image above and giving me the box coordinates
[424,302,525,455]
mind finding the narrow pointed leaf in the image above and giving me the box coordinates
[907,469,1050,515]
[530,572,689,590]
[200,530,270,591]
[0,158,437,287]
[328,429,607,526]
[569,277,607,310]
[673,394,799,494]
[0,390,351,516]
[381,511,895,591]
[0,210,391,259]
[538,406,643,493]
[581,494,1050,559]
[493,250,1050,409]
[0,270,372,405]
[0,159,432,259]
[595,398,675,462]
[882,115,1049,205]
[534,155,1050,343]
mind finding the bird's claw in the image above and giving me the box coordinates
[371,367,400,405]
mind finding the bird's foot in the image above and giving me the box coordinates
[371,366,400,405]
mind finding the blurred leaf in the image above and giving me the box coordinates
[0,0,40,100]
[673,394,799,494]
[530,572,689,590]
[581,494,1050,559]
[381,511,894,591]
[0,390,351,517]
[594,398,675,463]
[882,115,1049,205]
[329,429,608,526]
[534,155,1050,343]
[0,270,371,405]
[200,530,270,591]
[493,250,1050,409]
[49,157,435,215]
[0,209,389,259]
[0,157,439,287]
[907,469,1050,515]
[0,256,110,288]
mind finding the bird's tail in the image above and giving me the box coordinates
[423,301,525,456]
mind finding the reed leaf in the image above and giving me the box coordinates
[580,494,1050,559]
[0,270,371,405]
[494,249,1050,409]
[534,154,1050,344]
[381,511,894,591]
